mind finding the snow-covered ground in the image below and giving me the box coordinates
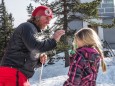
[29,52,115,86]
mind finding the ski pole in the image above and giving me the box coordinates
[39,63,44,85]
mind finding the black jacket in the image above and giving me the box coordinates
[1,22,57,78]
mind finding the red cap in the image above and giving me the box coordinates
[32,5,53,18]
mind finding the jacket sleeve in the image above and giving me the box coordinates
[63,51,84,86]
[20,23,57,53]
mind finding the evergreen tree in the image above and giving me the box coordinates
[0,0,14,60]
[28,0,100,67]
[28,0,114,66]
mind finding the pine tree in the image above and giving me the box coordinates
[0,0,14,60]
[28,0,114,66]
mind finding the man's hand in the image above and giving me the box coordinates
[53,30,65,42]
[39,53,47,64]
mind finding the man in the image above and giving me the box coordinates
[0,5,65,86]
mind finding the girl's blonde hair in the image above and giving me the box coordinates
[73,28,106,72]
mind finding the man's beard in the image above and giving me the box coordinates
[36,21,47,30]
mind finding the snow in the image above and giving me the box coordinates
[29,52,115,86]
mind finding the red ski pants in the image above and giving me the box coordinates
[0,67,30,86]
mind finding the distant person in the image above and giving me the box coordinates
[0,5,65,86]
[63,28,106,86]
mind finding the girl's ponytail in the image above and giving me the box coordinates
[95,46,106,72]
[101,59,106,72]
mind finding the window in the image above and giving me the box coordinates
[103,0,113,3]
[105,8,114,12]
[102,3,114,8]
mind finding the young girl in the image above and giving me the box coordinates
[63,28,106,86]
